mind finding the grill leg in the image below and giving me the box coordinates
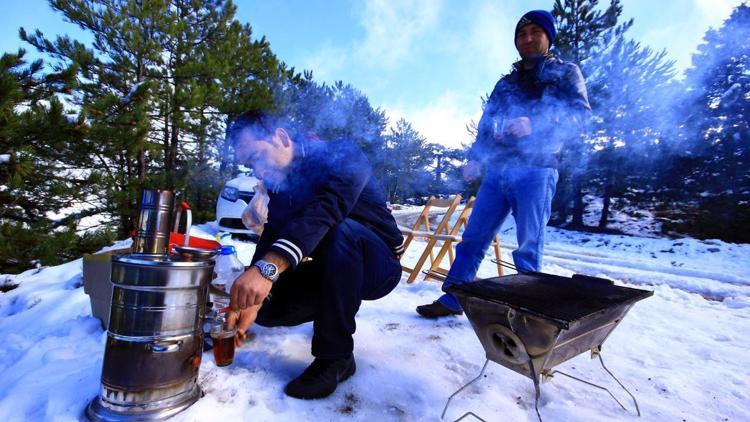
[598,353,641,417]
[454,412,487,422]
[546,354,641,417]
[441,360,489,421]
[529,358,543,422]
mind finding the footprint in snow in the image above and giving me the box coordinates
[337,392,360,415]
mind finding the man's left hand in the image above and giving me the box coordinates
[230,266,273,310]
[506,117,532,138]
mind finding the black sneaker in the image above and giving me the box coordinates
[416,301,463,318]
[284,355,356,399]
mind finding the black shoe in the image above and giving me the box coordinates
[284,355,356,399]
[416,301,463,318]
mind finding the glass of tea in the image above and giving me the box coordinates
[210,322,237,367]
[492,114,506,140]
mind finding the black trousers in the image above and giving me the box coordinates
[255,218,402,359]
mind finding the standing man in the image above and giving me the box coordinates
[417,10,591,318]
[225,111,404,399]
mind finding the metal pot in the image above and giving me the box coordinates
[86,254,214,421]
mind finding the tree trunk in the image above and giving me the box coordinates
[163,111,170,172]
[169,114,179,189]
[571,178,585,228]
[196,113,207,220]
[117,153,131,237]
[599,181,611,229]
[138,149,145,181]
[167,70,181,190]
[136,57,146,181]
[550,170,570,226]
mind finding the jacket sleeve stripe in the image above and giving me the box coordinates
[276,239,304,261]
[271,243,300,267]
[273,239,302,264]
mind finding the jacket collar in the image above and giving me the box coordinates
[509,53,556,82]
[513,52,554,70]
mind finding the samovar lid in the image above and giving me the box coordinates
[114,253,214,268]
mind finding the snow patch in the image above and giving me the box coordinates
[0,217,748,420]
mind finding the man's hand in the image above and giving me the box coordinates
[463,160,482,182]
[225,306,259,347]
[230,266,273,310]
[506,117,532,138]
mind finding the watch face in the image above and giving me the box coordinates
[263,263,277,277]
[257,261,278,280]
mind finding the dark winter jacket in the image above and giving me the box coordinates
[468,55,591,168]
[252,138,404,269]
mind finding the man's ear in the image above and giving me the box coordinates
[275,127,292,147]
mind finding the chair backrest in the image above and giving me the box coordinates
[450,196,504,277]
[446,196,476,236]
[420,195,504,282]
[401,195,462,252]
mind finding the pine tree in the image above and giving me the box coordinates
[277,76,390,182]
[382,119,432,203]
[664,4,750,241]
[552,0,677,232]
[21,0,291,237]
[551,0,631,228]
[586,38,676,228]
[0,49,115,272]
[426,144,465,197]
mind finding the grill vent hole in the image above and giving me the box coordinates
[487,325,527,365]
[494,333,517,357]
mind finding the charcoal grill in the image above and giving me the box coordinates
[442,272,653,421]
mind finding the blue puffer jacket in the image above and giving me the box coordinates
[468,55,592,168]
[252,138,404,269]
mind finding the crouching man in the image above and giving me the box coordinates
[225,111,404,399]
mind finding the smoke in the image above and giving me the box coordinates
[578,2,746,180]
[229,3,749,220]
[278,80,386,149]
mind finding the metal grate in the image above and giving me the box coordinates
[447,273,653,329]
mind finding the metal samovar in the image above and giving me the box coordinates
[87,189,217,421]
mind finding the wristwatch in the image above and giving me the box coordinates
[254,260,280,283]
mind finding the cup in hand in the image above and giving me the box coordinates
[492,115,506,140]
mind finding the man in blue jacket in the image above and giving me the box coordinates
[225,111,404,399]
[417,10,591,318]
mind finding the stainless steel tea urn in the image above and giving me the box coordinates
[87,254,214,421]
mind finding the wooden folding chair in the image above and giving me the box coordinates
[422,196,504,282]
[398,195,462,283]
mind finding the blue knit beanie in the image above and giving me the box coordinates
[515,10,556,45]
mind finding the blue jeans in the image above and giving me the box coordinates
[438,166,558,311]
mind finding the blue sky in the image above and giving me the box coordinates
[1,0,742,147]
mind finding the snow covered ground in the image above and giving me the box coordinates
[1,212,749,421]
